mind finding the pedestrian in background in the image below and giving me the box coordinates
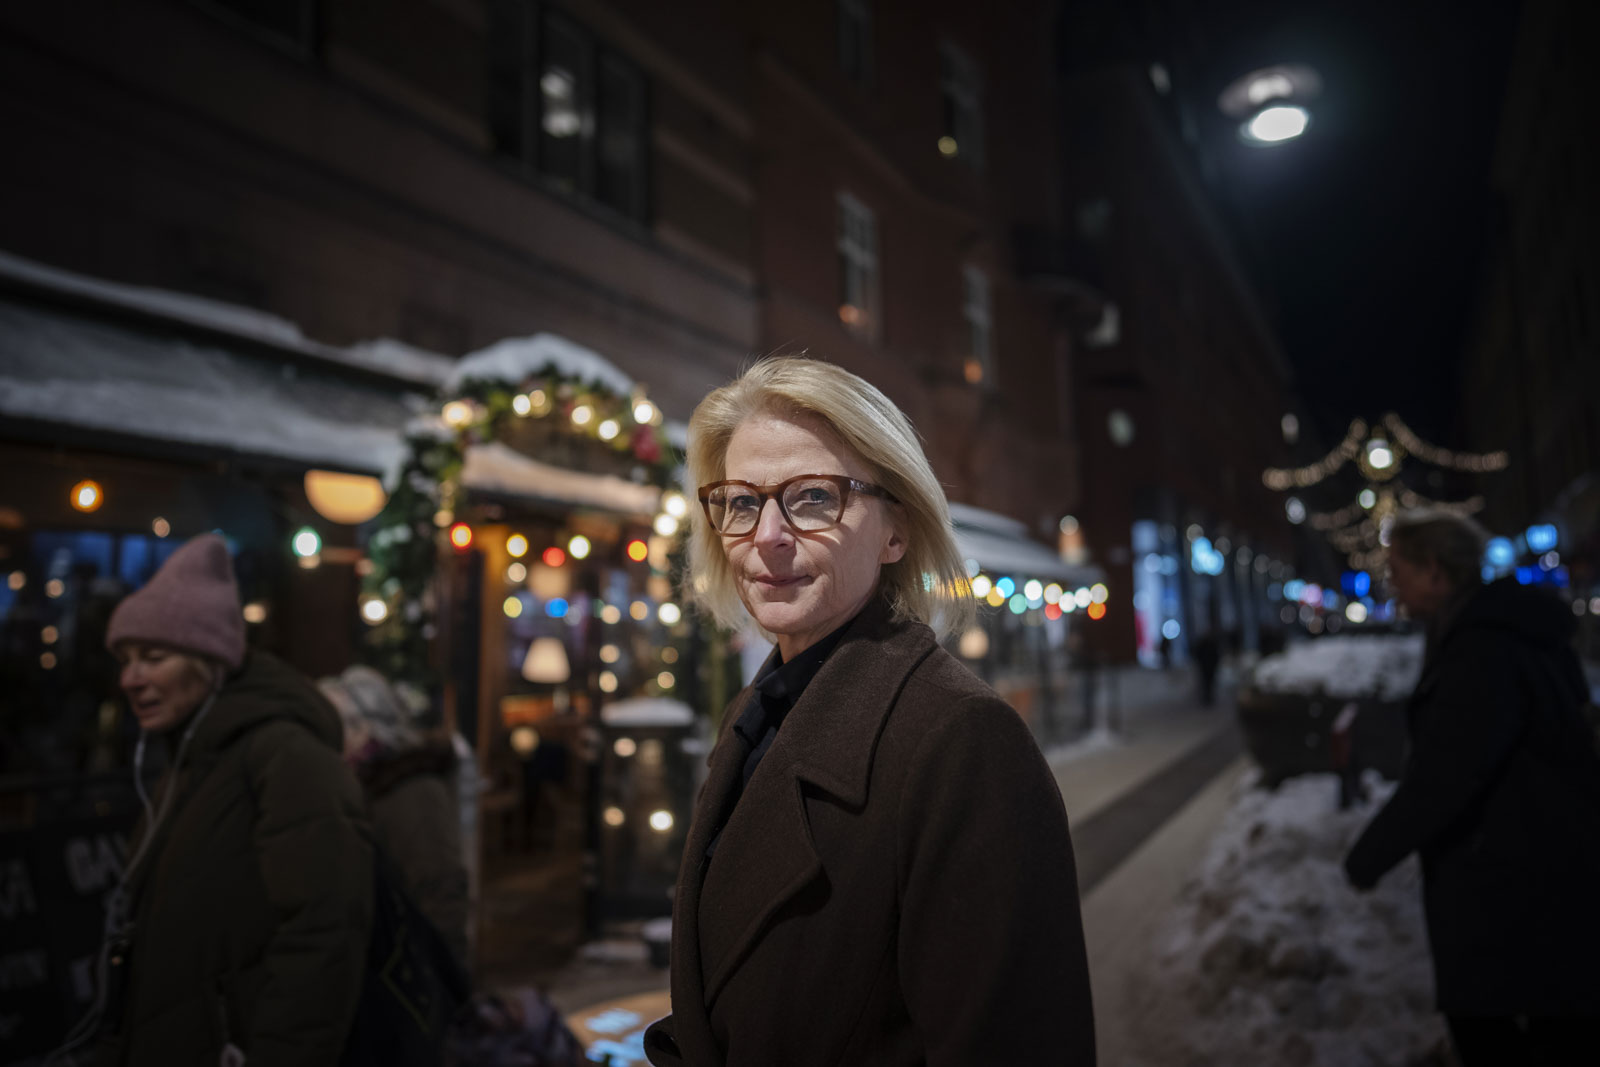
[1191,628,1221,707]
[320,664,472,971]
[643,357,1095,1066]
[52,533,373,1067]
[1345,509,1600,1065]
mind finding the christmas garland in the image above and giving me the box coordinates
[359,362,682,691]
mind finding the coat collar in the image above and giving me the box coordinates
[668,597,940,1041]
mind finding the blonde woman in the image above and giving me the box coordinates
[644,358,1094,1066]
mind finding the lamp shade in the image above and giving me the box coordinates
[304,470,388,525]
[521,636,571,684]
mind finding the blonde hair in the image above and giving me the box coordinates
[685,356,973,638]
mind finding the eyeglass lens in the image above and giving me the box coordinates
[706,478,846,534]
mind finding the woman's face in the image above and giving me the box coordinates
[720,412,906,660]
[117,642,215,733]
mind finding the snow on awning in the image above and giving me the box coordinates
[448,333,635,395]
[459,441,662,518]
[599,697,695,728]
[948,501,1104,587]
[0,297,419,476]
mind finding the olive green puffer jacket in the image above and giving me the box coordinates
[95,651,374,1067]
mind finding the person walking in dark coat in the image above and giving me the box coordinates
[321,664,472,972]
[51,534,374,1067]
[1345,510,1600,1065]
[1191,628,1222,707]
[643,357,1095,1066]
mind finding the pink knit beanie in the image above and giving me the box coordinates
[106,533,247,670]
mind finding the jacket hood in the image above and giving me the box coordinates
[191,650,345,757]
[1451,577,1576,652]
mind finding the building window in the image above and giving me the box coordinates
[191,0,318,54]
[938,42,984,169]
[487,6,649,223]
[962,266,993,385]
[837,193,880,339]
[838,0,873,84]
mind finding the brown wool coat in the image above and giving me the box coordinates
[644,600,1095,1066]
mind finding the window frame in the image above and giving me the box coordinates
[962,265,994,387]
[836,191,882,341]
[837,0,874,85]
[939,41,985,170]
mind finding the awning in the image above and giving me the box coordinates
[949,501,1104,587]
[0,297,421,476]
[460,441,662,518]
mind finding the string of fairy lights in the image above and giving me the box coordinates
[1263,414,1507,574]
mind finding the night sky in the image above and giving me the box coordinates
[1184,0,1523,446]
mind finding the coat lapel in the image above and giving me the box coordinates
[694,599,938,1007]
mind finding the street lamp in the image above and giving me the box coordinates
[1219,63,1320,147]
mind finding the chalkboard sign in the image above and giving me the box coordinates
[1,806,138,1064]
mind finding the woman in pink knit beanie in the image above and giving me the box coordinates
[54,533,375,1067]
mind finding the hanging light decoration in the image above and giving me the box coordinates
[70,479,104,513]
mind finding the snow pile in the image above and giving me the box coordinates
[1125,773,1450,1067]
[447,333,635,395]
[1252,635,1425,701]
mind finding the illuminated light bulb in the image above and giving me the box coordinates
[1044,583,1063,604]
[1074,588,1092,608]
[603,805,625,827]
[626,539,648,562]
[661,647,679,664]
[971,575,992,598]
[1359,489,1377,509]
[1090,583,1109,604]
[71,479,104,513]
[614,737,637,758]
[1045,603,1062,620]
[507,534,529,558]
[653,514,680,537]
[1086,602,1107,620]
[243,602,268,625]
[629,601,649,622]
[442,400,473,427]
[512,393,532,416]
[152,517,171,538]
[662,492,688,518]
[658,602,682,625]
[361,597,389,624]
[600,644,621,664]
[528,389,550,414]
[41,625,59,644]
[507,562,528,583]
[1008,595,1027,615]
[571,404,593,426]
[599,670,619,693]
[434,509,453,528]
[292,527,322,558]
[1345,602,1369,624]
[1023,580,1044,602]
[633,400,656,424]
[503,596,523,619]
[542,546,566,567]
[985,588,1005,608]
[1242,104,1310,144]
[450,523,474,549]
[8,572,24,591]
[511,726,541,757]
[649,810,675,833]
[567,535,591,559]
[601,605,622,625]
[657,671,676,689]
[938,135,959,157]
[41,651,57,670]
[598,419,620,441]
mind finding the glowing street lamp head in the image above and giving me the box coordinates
[1241,104,1310,145]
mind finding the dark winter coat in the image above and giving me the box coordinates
[1344,579,1600,1016]
[95,651,374,1066]
[359,738,470,970]
[644,598,1096,1066]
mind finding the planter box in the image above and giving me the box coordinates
[1235,687,1408,788]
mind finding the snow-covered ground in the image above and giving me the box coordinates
[1251,635,1425,701]
[1121,772,1451,1067]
